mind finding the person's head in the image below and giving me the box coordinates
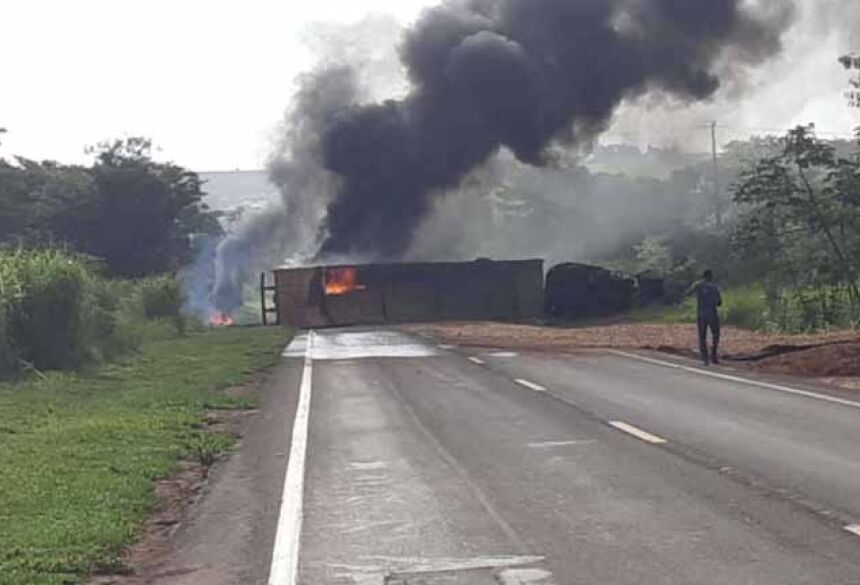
[703,269,714,281]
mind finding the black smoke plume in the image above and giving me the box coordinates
[315,0,794,260]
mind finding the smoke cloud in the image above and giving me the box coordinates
[315,0,796,260]
[204,0,804,315]
[205,16,403,315]
[606,0,857,150]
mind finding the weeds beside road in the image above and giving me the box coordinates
[0,326,287,585]
[629,285,860,333]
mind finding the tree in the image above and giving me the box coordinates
[839,53,860,108]
[81,138,222,276]
[733,125,860,300]
[0,137,223,277]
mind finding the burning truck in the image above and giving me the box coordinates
[207,257,681,328]
[270,259,544,328]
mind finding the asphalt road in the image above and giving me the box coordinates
[145,326,860,584]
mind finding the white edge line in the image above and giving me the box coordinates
[515,378,547,393]
[609,420,668,445]
[468,356,486,365]
[845,524,860,538]
[269,331,314,585]
[610,350,860,411]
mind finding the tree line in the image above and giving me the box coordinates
[0,137,222,277]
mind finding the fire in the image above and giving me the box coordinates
[210,312,235,327]
[325,267,366,296]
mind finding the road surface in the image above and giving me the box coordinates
[148,327,860,584]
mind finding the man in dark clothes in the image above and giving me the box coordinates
[688,270,723,365]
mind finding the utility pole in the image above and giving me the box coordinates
[709,121,722,229]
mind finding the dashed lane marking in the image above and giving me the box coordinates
[609,421,668,445]
[485,351,519,358]
[527,440,596,448]
[515,379,547,393]
[845,525,860,538]
[468,356,486,365]
[611,350,860,411]
[268,332,314,585]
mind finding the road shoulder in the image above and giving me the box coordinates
[89,351,301,585]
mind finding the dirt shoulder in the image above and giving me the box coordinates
[402,321,860,388]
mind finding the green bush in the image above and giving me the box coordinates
[0,249,192,375]
[137,275,186,335]
[139,276,183,319]
[762,287,860,333]
[0,249,92,371]
[721,286,768,330]
[636,283,860,333]
[0,289,15,373]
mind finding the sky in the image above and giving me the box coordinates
[0,0,431,171]
[1,0,858,171]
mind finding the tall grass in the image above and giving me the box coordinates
[137,274,186,334]
[0,248,190,375]
[632,283,860,333]
[762,287,860,333]
[0,249,91,371]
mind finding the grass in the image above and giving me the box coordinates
[0,326,288,585]
[628,284,860,332]
[627,285,769,330]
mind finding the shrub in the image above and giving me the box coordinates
[0,249,92,371]
[763,287,860,333]
[137,275,186,334]
[721,286,768,330]
[0,289,15,373]
[0,249,191,375]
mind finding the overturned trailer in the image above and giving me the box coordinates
[272,259,543,328]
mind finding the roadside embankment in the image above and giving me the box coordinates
[0,326,287,585]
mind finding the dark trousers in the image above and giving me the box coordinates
[697,312,721,364]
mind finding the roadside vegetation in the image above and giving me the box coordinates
[0,137,223,278]
[0,326,287,585]
[0,136,229,377]
[630,284,860,333]
[0,248,192,376]
[614,65,860,334]
[0,136,288,584]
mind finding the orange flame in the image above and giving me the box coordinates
[325,267,366,296]
[210,312,235,327]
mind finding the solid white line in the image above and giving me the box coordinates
[515,378,547,393]
[468,356,486,365]
[609,421,668,445]
[845,525,860,538]
[268,332,314,585]
[610,350,860,411]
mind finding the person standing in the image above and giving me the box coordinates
[688,270,722,365]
